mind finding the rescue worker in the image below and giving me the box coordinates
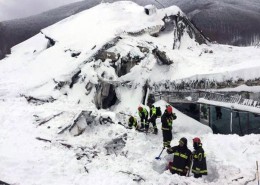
[138,106,148,130]
[167,137,192,176]
[148,105,158,134]
[192,137,207,178]
[161,105,176,148]
[128,116,138,129]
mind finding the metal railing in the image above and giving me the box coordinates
[152,90,260,110]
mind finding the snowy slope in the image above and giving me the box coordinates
[0,2,260,185]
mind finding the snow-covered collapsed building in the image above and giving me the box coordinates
[1,1,260,136]
[1,2,260,185]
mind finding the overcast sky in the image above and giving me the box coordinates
[0,0,83,21]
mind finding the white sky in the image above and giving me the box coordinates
[0,0,83,21]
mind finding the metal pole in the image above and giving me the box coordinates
[230,108,233,134]
[199,104,201,123]
[144,87,150,106]
[257,161,259,185]
[247,112,250,134]
[238,112,243,136]
[208,105,211,127]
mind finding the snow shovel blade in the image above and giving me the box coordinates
[155,147,165,160]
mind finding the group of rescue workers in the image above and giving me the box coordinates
[127,104,207,178]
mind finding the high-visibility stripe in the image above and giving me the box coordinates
[174,152,188,159]
[193,153,206,159]
[144,109,148,116]
[180,154,188,159]
[133,118,137,127]
[139,109,148,117]
[152,107,156,115]
[171,166,184,172]
[192,169,208,174]
[162,127,170,130]
[167,119,172,127]
[163,141,171,147]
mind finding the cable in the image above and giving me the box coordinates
[154,0,165,8]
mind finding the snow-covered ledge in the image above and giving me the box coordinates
[198,98,260,114]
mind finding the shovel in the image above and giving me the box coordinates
[155,147,165,160]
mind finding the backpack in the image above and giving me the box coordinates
[156,107,162,117]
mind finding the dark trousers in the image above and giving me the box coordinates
[162,130,172,148]
[140,116,148,128]
[170,169,186,176]
[147,117,158,133]
[194,174,202,178]
[146,117,157,129]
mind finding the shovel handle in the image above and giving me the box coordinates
[155,147,165,160]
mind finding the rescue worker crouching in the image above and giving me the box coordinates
[192,137,207,178]
[128,116,138,129]
[167,137,192,176]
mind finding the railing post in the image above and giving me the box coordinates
[208,105,211,127]
[230,107,233,134]
[247,112,250,134]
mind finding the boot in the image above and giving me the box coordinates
[140,123,144,130]
[153,128,158,135]
[144,125,149,133]
[144,124,149,133]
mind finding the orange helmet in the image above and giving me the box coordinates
[193,137,201,144]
